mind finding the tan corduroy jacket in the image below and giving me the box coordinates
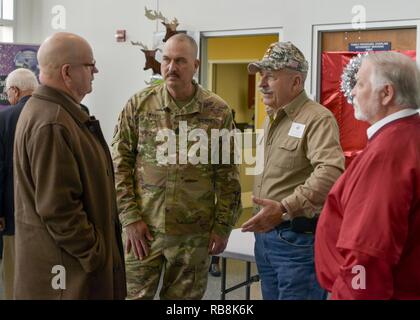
[13,85,126,299]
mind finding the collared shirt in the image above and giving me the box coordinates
[367,108,419,139]
[253,90,345,218]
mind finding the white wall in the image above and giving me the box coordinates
[16,0,158,143]
[15,0,420,143]
[15,0,37,44]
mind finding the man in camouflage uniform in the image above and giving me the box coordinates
[242,42,344,299]
[112,33,241,300]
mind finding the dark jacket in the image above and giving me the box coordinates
[13,85,126,299]
[0,95,31,235]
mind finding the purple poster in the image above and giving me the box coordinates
[0,43,40,109]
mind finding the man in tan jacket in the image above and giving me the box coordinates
[13,32,126,299]
[242,42,344,300]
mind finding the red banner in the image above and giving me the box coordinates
[320,50,416,167]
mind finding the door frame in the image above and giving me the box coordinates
[311,19,420,101]
[199,28,283,131]
[199,28,283,88]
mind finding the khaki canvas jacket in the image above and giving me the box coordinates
[254,90,345,218]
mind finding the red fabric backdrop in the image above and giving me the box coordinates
[320,50,416,167]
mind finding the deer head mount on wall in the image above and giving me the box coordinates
[131,41,161,75]
[144,6,179,42]
[131,7,180,82]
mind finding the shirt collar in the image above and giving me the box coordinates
[162,80,203,115]
[32,85,90,125]
[17,95,31,105]
[367,108,419,140]
[272,90,309,121]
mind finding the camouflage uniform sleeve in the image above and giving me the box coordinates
[213,108,242,238]
[111,97,142,228]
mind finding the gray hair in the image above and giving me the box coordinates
[5,68,38,91]
[366,52,420,109]
[290,69,308,85]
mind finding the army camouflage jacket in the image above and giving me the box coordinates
[112,81,241,238]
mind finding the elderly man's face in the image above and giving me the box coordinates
[351,60,381,123]
[5,86,19,105]
[68,46,98,101]
[258,69,297,110]
[161,39,199,92]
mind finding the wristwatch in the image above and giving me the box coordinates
[282,211,291,221]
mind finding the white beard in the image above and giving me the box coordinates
[353,98,368,121]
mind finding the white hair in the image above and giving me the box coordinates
[5,68,39,91]
[366,52,420,109]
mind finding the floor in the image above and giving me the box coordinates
[203,259,261,300]
[204,207,262,300]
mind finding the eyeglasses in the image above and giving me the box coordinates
[67,59,97,70]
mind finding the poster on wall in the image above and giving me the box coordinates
[0,43,40,109]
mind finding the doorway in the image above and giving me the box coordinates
[317,25,417,167]
[200,30,281,217]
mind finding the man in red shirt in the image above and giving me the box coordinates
[315,51,420,299]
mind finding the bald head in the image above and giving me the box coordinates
[37,32,98,103]
[38,32,92,79]
[161,33,200,101]
[165,33,198,59]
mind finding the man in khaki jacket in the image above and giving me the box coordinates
[242,42,344,300]
[13,32,126,299]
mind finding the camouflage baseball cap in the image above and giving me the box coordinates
[248,41,308,74]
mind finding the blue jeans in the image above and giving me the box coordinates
[254,226,326,300]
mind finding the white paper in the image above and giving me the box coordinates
[288,122,306,138]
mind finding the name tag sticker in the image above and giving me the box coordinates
[288,122,306,138]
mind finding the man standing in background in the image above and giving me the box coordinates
[0,68,38,300]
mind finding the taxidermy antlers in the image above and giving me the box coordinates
[144,6,179,42]
[131,41,161,75]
